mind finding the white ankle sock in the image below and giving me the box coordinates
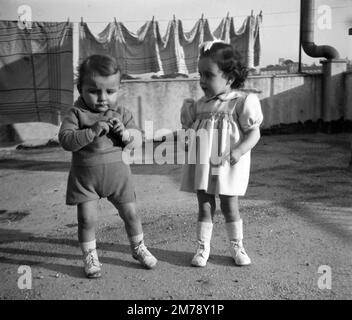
[80,239,96,253]
[129,233,144,247]
[225,219,243,243]
[197,221,213,243]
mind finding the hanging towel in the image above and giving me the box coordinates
[213,15,262,69]
[80,21,162,75]
[253,14,262,68]
[78,14,261,76]
[0,20,73,125]
[177,19,214,74]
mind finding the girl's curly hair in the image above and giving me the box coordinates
[199,42,248,89]
[76,54,121,92]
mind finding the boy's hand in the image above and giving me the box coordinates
[91,121,110,137]
[108,118,125,135]
[108,118,131,142]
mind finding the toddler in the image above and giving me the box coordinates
[180,41,263,267]
[59,54,157,278]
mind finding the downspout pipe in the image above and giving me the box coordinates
[300,0,340,59]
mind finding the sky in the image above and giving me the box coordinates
[0,0,351,67]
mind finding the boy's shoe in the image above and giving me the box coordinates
[229,240,251,266]
[83,249,102,278]
[191,243,210,267]
[132,242,157,269]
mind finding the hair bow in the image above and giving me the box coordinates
[200,40,226,52]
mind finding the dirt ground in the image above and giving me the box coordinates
[0,133,351,301]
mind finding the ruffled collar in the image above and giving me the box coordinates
[204,91,241,103]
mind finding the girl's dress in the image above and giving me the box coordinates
[180,90,263,196]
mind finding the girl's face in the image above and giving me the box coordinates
[198,57,231,98]
[80,73,121,113]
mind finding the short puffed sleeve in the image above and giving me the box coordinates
[237,93,263,132]
[180,98,197,129]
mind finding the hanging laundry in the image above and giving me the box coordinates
[80,20,162,75]
[0,21,73,125]
[213,15,262,68]
[253,14,262,67]
[176,18,214,74]
[79,14,262,76]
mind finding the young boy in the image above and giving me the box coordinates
[59,54,157,278]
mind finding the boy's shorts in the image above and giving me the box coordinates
[66,161,136,205]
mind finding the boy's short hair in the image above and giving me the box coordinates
[76,54,121,92]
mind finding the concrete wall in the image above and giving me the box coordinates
[247,74,323,128]
[4,71,352,142]
[345,71,352,120]
[118,74,324,133]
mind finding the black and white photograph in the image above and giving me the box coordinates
[0,0,351,305]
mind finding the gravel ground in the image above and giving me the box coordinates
[0,133,351,301]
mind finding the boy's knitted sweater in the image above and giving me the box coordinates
[59,97,140,166]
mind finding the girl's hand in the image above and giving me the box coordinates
[230,149,242,166]
[91,121,110,137]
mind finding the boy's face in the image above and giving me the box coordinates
[80,72,121,113]
[198,57,231,98]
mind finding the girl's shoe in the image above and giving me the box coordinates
[226,219,251,266]
[191,221,213,267]
[83,249,102,278]
[191,243,210,267]
[132,241,157,269]
[229,240,251,266]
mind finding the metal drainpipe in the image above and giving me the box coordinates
[300,0,340,59]
[300,0,342,129]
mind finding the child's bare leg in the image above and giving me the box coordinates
[77,200,98,242]
[77,200,101,278]
[219,195,240,222]
[112,201,157,269]
[113,202,142,237]
[197,190,216,222]
[192,191,216,267]
[219,195,251,266]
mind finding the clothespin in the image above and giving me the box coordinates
[67,17,70,23]
[152,16,155,23]
[80,17,84,26]
[259,10,262,16]
[114,17,117,24]
[173,14,176,21]
[251,10,254,17]
[201,13,204,20]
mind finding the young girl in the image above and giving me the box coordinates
[180,41,263,267]
[59,54,157,278]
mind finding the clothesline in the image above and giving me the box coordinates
[79,14,262,75]
[13,11,262,25]
[62,10,263,24]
